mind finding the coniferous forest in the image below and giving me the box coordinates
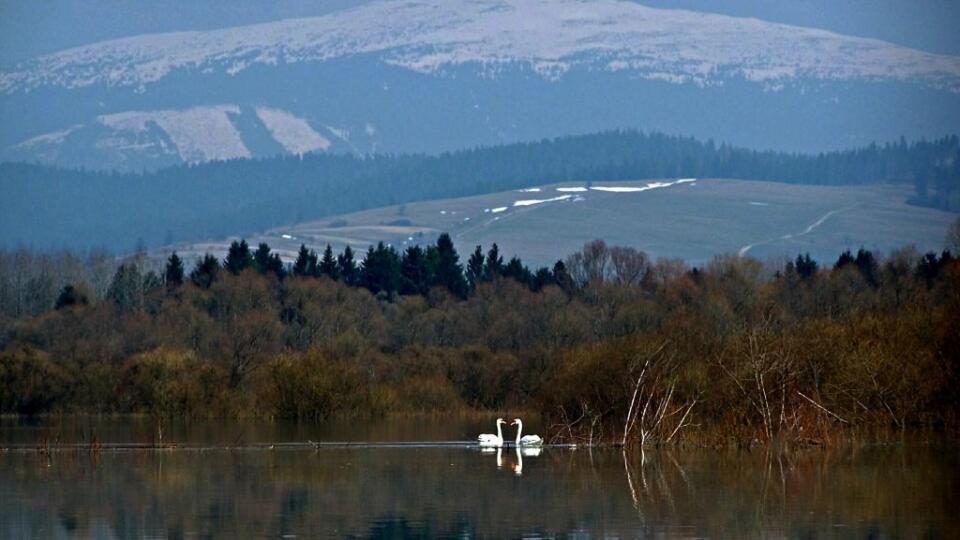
[2,130,958,252]
[1,235,957,445]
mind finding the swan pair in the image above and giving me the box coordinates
[477,418,543,447]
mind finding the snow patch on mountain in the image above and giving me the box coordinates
[98,105,250,163]
[2,0,958,94]
[255,107,330,155]
[6,126,81,162]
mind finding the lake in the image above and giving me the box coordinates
[0,417,956,539]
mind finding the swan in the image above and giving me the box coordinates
[511,418,543,446]
[478,418,506,447]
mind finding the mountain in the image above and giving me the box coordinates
[2,0,960,170]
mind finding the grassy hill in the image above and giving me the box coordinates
[159,178,956,267]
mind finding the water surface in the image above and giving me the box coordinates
[1,417,955,538]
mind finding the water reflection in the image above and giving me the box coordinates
[511,446,543,476]
[0,419,956,539]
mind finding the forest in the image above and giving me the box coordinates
[1,232,958,446]
[2,130,957,252]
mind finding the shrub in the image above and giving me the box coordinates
[117,348,230,416]
[0,347,71,414]
[255,350,379,419]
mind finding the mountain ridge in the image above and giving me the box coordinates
[3,0,959,94]
[2,0,960,170]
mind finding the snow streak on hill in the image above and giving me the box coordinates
[4,104,332,166]
[2,0,959,94]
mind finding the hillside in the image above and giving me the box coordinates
[3,131,957,253]
[3,0,960,170]
[160,178,955,267]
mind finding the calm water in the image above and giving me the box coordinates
[0,417,956,539]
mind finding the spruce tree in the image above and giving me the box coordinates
[466,245,485,289]
[854,248,879,287]
[54,284,90,309]
[502,256,532,286]
[532,267,554,291]
[253,243,285,278]
[795,253,818,280]
[224,239,254,275]
[834,250,855,270]
[190,254,221,289]
[431,233,467,298]
[400,245,430,296]
[292,244,317,277]
[164,252,184,289]
[553,260,574,294]
[361,242,401,295]
[337,246,358,286]
[107,263,143,312]
[254,243,272,274]
[319,244,338,279]
[483,243,503,281]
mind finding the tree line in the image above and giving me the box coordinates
[1,234,957,445]
[3,130,957,252]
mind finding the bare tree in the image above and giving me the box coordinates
[622,342,698,447]
[566,239,611,286]
[948,217,960,253]
[610,246,650,286]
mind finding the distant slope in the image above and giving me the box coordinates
[160,179,955,267]
[3,0,960,169]
[2,131,956,253]
[0,104,346,171]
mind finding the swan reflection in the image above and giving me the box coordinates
[512,446,542,475]
[480,447,505,468]
[483,443,541,474]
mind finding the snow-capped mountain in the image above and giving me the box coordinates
[2,0,959,170]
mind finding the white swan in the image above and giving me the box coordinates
[511,418,543,446]
[478,418,506,447]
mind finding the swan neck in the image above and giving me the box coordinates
[496,421,503,441]
[515,420,523,444]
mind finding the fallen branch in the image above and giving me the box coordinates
[797,391,848,424]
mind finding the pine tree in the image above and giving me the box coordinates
[190,254,221,289]
[400,245,430,296]
[319,244,338,279]
[531,267,554,291]
[854,248,879,287]
[502,256,532,287]
[107,263,143,312]
[466,245,485,289]
[553,260,574,294]
[254,243,272,274]
[431,233,467,298]
[483,243,503,281]
[224,239,254,275]
[834,250,855,270]
[164,252,185,289]
[337,246,358,286]
[253,242,285,278]
[54,284,90,310]
[795,253,818,280]
[360,242,401,295]
[292,244,318,277]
